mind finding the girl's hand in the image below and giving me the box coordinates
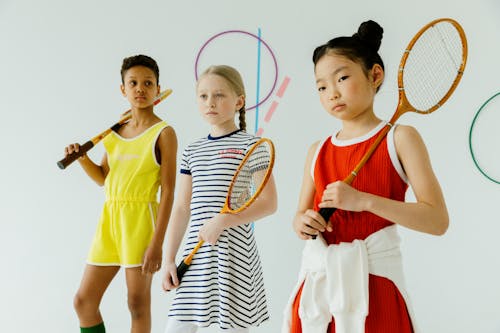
[162,261,179,291]
[142,244,162,275]
[318,181,366,212]
[64,143,87,159]
[198,213,230,245]
[293,209,332,240]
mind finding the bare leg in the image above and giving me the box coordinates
[125,267,153,333]
[74,265,120,327]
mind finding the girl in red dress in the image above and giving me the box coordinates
[283,20,449,333]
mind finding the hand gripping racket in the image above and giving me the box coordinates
[317,18,468,231]
[57,89,172,169]
[176,138,275,282]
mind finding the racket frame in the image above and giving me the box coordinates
[222,137,275,214]
[396,17,468,117]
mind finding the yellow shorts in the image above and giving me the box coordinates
[87,200,158,267]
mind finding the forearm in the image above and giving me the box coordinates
[150,189,175,249]
[78,155,106,185]
[361,192,449,235]
[164,205,191,262]
[222,177,277,229]
[223,197,277,229]
[222,176,278,229]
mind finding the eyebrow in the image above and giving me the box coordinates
[316,65,348,83]
[198,89,225,93]
[126,75,155,79]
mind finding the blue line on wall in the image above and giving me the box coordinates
[254,28,262,134]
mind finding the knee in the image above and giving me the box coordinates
[73,292,96,315]
[127,293,150,318]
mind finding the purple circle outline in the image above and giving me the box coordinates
[194,30,279,111]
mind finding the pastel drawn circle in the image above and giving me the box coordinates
[194,30,278,111]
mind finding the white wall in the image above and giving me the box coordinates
[1,0,499,332]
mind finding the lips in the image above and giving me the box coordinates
[332,103,346,112]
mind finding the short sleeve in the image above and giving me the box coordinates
[180,146,191,175]
[248,139,272,174]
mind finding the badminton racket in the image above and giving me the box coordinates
[176,138,275,282]
[317,18,468,233]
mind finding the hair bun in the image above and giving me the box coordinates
[353,20,384,52]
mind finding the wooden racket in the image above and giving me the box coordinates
[57,89,172,169]
[176,138,275,282]
[317,18,468,231]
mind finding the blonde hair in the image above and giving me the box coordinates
[199,65,247,131]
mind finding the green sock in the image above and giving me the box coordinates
[80,322,105,333]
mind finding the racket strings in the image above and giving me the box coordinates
[403,21,464,112]
[228,142,272,211]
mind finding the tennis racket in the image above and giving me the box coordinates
[317,18,468,230]
[176,138,275,282]
[57,89,172,169]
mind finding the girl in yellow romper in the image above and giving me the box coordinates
[64,55,177,333]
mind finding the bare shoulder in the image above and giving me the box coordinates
[305,140,321,163]
[393,124,433,173]
[158,126,178,146]
[394,124,421,140]
[307,140,321,155]
[302,140,321,176]
[159,125,177,138]
[156,126,178,167]
[393,124,427,151]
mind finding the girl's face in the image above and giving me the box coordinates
[197,74,244,129]
[314,52,382,122]
[121,66,160,109]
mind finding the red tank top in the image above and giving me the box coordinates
[291,124,414,333]
[313,124,408,244]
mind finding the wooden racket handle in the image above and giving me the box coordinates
[57,89,172,171]
[57,140,94,169]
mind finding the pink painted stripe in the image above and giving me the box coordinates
[276,76,290,98]
[256,127,264,136]
[264,101,279,122]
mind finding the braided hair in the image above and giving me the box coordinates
[199,65,247,131]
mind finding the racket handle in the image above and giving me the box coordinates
[57,140,94,169]
[176,260,190,282]
[175,240,204,282]
[311,207,337,240]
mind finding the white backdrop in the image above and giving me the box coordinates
[1,0,499,332]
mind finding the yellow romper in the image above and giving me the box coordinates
[87,121,168,267]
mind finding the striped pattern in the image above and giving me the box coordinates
[169,130,269,329]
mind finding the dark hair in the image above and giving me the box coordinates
[120,54,159,84]
[199,65,247,132]
[313,20,385,75]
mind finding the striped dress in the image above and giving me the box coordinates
[168,129,269,329]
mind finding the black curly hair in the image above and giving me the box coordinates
[120,54,159,84]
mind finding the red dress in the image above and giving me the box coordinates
[290,124,414,333]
